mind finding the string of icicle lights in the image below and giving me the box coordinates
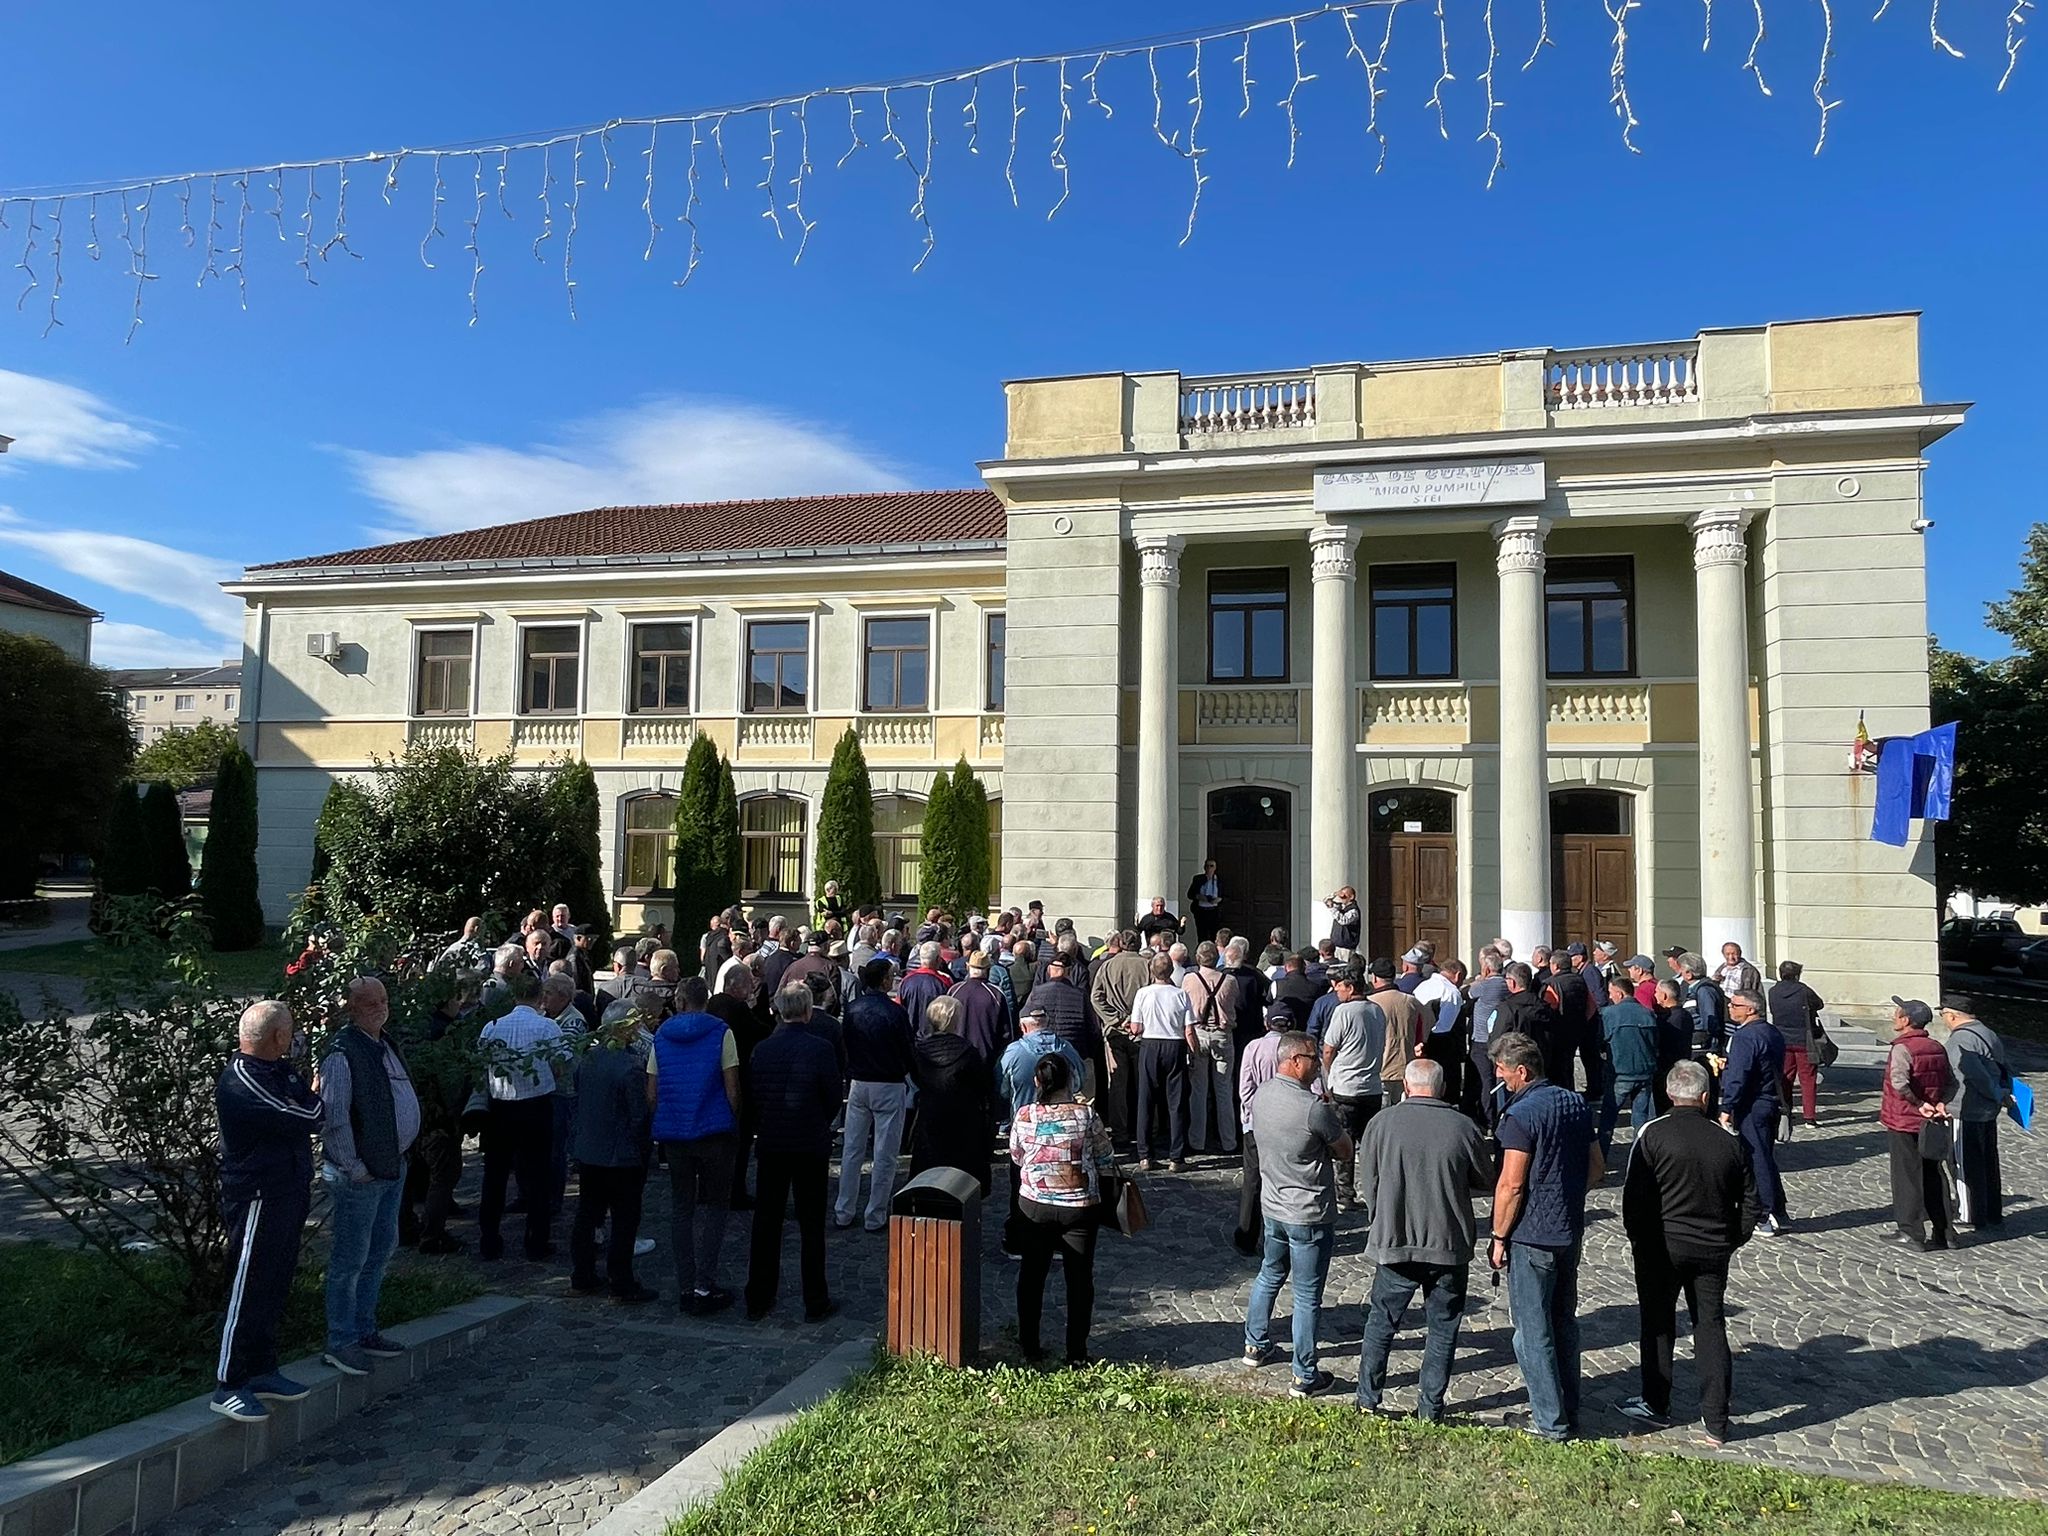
[0,0,2027,341]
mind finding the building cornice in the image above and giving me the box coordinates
[979,403,1969,486]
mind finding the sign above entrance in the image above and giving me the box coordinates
[1314,457,1545,513]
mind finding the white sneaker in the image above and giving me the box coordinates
[1617,1396,1670,1429]
[634,1237,656,1257]
[1757,1214,1786,1237]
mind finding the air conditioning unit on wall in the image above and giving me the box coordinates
[306,631,343,662]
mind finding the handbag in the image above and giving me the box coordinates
[1918,1114,1954,1162]
[1108,1172,1151,1238]
[1811,1022,1840,1070]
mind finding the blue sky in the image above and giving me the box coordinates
[0,1,2035,667]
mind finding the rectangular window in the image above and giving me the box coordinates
[1208,569,1289,682]
[520,625,581,714]
[174,694,195,711]
[631,622,694,713]
[741,797,807,897]
[746,620,810,713]
[1545,558,1635,678]
[415,630,474,716]
[985,612,1006,711]
[621,795,677,896]
[872,797,924,902]
[863,617,931,712]
[224,693,238,711]
[1369,563,1458,680]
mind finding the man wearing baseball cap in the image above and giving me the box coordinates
[1625,955,1659,1010]
[1881,998,1957,1251]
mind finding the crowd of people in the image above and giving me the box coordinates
[210,890,2019,1446]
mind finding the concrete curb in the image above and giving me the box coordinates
[583,1338,876,1536]
[0,1293,528,1536]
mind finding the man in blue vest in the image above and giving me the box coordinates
[316,976,420,1377]
[646,975,741,1316]
[1487,1030,1602,1442]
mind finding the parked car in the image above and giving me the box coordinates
[1942,916,2028,973]
[2021,939,2048,980]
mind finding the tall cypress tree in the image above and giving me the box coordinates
[139,781,192,902]
[950,757,992,917]
[815,727,881,909]
[670,733,725,967]
[710,755,743,917]
[199,746,266,949]
[917,764,963,922]
[90,782,150,933]
[544,758,613,952]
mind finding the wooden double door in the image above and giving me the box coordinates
[1367,787,1457,960]
[1552,836,1636,954]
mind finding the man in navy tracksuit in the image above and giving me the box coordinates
[212,1000,324,1422]
[1717,989,1789,1236]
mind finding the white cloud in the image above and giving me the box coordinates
[343,397,913,539]
[0,510,241,643]
[93,620,230,670]
[0,370,159,470]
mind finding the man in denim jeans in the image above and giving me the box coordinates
[1486,1031,1602,1440]
[1242,1030,1352,1397]
[315,977,420,1377]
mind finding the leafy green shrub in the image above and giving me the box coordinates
[543,759,613,953]
[131,720,241,792]
[139,781,191,903]
[90,784,150,933]
[670,734,739,966]
[0,634,132,901]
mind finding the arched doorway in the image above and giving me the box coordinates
[1550,789,1635,952]
[1205,787,1291,945]
[1368,788,1458,960]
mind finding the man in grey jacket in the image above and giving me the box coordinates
[1942,993,2012,1231]
[1353,1058,1494,1420]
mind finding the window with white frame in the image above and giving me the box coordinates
[862,616,930,712]
[872,795,924,902]
[620,793,678,897]
[630,622,694,714]
[520,625,581,714]
[174,694,195,711]
[414,630,474,716]
[740,795,807,897]
[985,612,1006,711]
[745,620,810,714]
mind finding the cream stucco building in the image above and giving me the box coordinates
[230,313,1961,1015]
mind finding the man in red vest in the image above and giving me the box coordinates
[1880,998,1957,1252]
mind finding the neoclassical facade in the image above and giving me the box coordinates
[230,313,1958,1014]
[984,312,1961,1013]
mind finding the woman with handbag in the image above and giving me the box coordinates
[1008,1053,1116,1366]
[1767,960,1828,1129]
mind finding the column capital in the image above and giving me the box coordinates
[1687,507,1754,570]
[1308,522,1362,583]
[1490,514,1551,575]
[1133,532,1184,588]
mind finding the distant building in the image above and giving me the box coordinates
[0,567,98,664]
[111,663,244,745]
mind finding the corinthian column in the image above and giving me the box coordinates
[1690,508,1758,960]
[1494,515,1552,960]
[1309,524,1362,911]
[1134,533,1183,918]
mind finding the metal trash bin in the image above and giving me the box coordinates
[886,1166,983,1365]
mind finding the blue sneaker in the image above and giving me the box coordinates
[322,1345,371,1377]
[246,1371,311,1402]
[209,1388,269,1423]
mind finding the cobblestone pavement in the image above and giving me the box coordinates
[78,1059,2048,1529]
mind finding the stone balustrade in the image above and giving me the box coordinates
[1546,682,1653,727]
[1547,345,1700,410]
[1360,684,1470,732]
[978,713,1005,752]
[856,714,935,752]
[511,717,580,753]
[737,715,813,754]
[1197,687,1300,731]
[1179,371,1317,438]
[406,718,474,750]
[623,715,696,751]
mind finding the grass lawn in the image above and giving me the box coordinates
[673,1356,2048,1536]
[0,1241,482,1465]
[0,936,290,993]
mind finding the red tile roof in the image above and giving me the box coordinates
[251,489,1006,572]
[0,567,99,617]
